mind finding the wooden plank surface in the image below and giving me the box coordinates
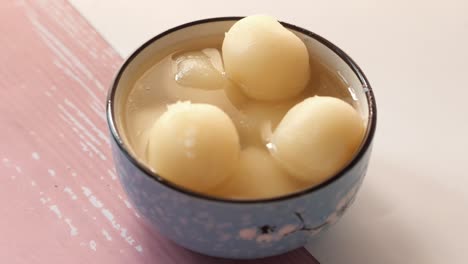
[0,1,318,263]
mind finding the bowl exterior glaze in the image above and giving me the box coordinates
[108,17,376,259]
[111,139,371,259]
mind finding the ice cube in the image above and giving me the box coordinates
[173,49,226,90]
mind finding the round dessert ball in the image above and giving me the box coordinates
[270,96,364,184]
[211,147,305,199]
[232,99,296,147]
[147,101,240,193]
[222,15,310,101]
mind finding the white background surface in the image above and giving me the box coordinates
[69,0,468,263]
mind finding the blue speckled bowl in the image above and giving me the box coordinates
[107,17,377,259]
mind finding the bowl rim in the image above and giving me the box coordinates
[107,16,377,204]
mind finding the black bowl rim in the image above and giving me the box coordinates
[107,16,377,204]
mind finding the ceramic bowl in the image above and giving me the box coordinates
[107,17,377,259]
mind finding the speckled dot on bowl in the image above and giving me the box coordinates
[107,17,377,259]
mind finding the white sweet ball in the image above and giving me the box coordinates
[233,99,297,147]
[270,96,365,184]
[212,147,305,199]
[147,101,240,192]
[222,15,310,101]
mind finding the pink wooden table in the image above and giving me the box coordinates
[0,1,319,263]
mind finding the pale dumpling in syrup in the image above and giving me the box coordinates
[212,147,306,199]
[222,15,310,101]
[232,99,297,147]
[270,96,364,184]
[147,101,240,192]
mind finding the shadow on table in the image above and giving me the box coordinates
[306,158,433,264]
[171,244,318,264]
